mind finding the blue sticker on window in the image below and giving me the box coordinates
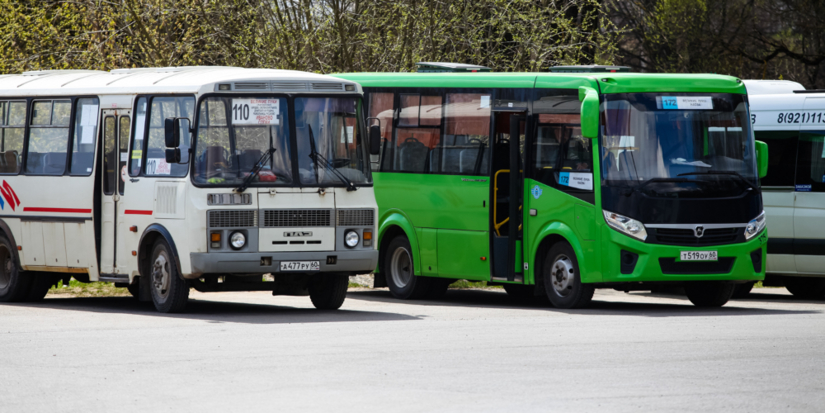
[661,96,678,110]
[532,185,542,199]
[796,184,812,192]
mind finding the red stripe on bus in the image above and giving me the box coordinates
[124,210,153,215]
[23,207,92,214]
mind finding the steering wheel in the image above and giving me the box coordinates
[332,158,351,168]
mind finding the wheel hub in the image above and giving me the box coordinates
[390,247,412,288]
[550,255,574,296]
[152,253,170,298]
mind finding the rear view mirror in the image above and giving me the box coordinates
[165,148,181,164]
[369,125,381,155]
[579,86,600,139]
[164,117,189,148]
[755,140,768,179]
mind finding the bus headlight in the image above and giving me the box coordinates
[344,230,360,248]
[230,231,246,250]
[744,211,766,240]
[603,210,647,241]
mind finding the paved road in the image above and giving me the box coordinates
[2,287,823,412]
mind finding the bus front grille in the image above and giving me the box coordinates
[336,209,374,227]
[652,227,740,246]
[208,210,257,228]
[263,209,332,227]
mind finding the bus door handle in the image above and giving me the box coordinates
[130,178,140,183]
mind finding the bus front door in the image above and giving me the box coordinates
[491,113,527,282]
[98,109,131,279]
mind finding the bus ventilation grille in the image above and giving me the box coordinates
[208,210,257,228]
[271,82,308,91]
[310,83,344,91]
[653,227,740,245]
[337,209,375,227]
[263,209,332,227]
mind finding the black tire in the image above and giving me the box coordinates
[384,235,431,299]
[24,272,61,302]
[542,242,594,309]
[503,283,535,300]
[0,236,33,302]
[784,277,825,299]
[731,281,755,299]
[684,281,735,307]
[308,273,349,310]
[148,239,189,313]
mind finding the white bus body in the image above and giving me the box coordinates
[0,67,378,312]
[745,79,825,298]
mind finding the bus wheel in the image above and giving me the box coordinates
[149,239,189,313]
[385,235,431,299]
[309,273,348,310]
[731,281,755,298]
[783,277,825,299]
[542,243,594,309]
[684,282,734,307]
[24,272,61,302]
[0,236,33,302]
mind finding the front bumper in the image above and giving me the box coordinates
[188,249,378,279]
[599,227,767,283]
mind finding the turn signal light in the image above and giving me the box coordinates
[132,250,137,256]
[211,233,221,242]
[129,225,138,232]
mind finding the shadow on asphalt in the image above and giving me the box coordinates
[346,289,822,317]
[1,295,421,325]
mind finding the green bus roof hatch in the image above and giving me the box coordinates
[549,65,631,73]
[415,62,492,73]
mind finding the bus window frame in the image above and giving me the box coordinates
[189,92,374,189]
[0,98,28,176]
[130,94,196,178]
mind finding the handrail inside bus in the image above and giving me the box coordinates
[493,169,523,236]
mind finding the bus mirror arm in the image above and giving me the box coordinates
[367,117,381,155]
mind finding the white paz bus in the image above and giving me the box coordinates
[0,67,380,312]
[745,80,825,299]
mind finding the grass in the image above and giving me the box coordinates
[46,279,132,298]
[448,280,502,289]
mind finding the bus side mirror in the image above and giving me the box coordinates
[165,148,181,164]
[369,125,381,155]
[579,86,599,139]
[755,140,768,179]
[165,117,189,148]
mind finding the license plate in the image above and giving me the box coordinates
[679,251,718,261]
[279,261,320,271]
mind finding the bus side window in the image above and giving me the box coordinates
[392,93,440,173]
[145,96,194,177]
[119,116,130,195]
[70,98,99,175]
[26,100,71,175]
[531,113,587,188]
[0,100,26,174]
[755,130,798,187]
[440,93,489,176]
[796,132,825,191]
[367,91,394,172]
[130,98,147,176]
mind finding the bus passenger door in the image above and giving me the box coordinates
[490,112,527,281]
[99,109,130,276]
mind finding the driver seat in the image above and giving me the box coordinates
[205,146,228,178]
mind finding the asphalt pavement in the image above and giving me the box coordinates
[1,287,823,412]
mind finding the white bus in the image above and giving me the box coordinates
[745,79,825,299]
[0,67,379,312]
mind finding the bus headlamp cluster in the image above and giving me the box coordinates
[744,211,766,240]
[230,231,246,250]
[603,210,648,241]
[345,230,360,248]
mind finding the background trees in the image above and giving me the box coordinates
[0,0,822,87]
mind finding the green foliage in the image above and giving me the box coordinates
[0,0,617,74]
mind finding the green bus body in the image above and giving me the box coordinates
[335,72,767,305]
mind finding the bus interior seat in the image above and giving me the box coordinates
[43,153,66,174]
[398,137,428,172]
[204,146,229,177]
[236,149,263,171]
[617,151,635,180]
[0,151,17,173]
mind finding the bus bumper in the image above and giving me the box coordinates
[598,227,767,283]
[187,250,378,279]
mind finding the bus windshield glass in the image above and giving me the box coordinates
[295,97,370,186]
[194,96,292,185]
[600,93,756,197]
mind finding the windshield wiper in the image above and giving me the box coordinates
[308,125,357,191]
[235,147,276,193]
[677,170,758,191]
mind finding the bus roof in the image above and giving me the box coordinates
[744,79,825,132]
[743,79,805,95]
[332,72,747,94]
[0,66,360,97]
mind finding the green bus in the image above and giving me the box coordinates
[335,64,769,308]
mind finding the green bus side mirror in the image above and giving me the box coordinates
[755,140,768,179]
[579,86,599,139]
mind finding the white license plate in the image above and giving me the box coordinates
[280,261,321,271]
[679,251,718,261]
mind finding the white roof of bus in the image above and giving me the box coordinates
[743,79,805,95]
[743,80,825,131]
[0,66,359,97]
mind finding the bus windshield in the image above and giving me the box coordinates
[600,93,757,197]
